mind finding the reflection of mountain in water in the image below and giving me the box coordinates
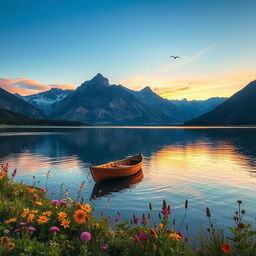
[90,169,144,199]
[0,127,256,170]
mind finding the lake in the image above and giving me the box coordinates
[1,126,256,235]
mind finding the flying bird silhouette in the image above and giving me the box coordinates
[170,56,181,59]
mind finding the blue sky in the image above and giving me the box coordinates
[0,0,256,99]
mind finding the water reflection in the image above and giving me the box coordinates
[90,169,144,199]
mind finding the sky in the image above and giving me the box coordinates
[0,0,256,100]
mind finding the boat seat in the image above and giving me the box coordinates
[115,164,131,168]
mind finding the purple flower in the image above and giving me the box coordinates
[49,226,60,232]
[114,217,120,222]
[80,232,92,241]
[14,228,21,233]
[133,216,139,224]
[59,200,67,205]
[142,214,147,225]
[20,222,27,226]
[11,169,17,178]
[140,232,149,240]
[101,244,109,250]
[28,226,36,232]
[51,200,59,205]
[178,231,183,238]
[134,235,141,243]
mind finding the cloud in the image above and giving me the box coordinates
[0,78,75,95]
[161,43,219,73]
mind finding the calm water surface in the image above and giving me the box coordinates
[1,127,256,234]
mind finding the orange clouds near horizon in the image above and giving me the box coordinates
[0,78,75,96]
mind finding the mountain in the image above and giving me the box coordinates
[18,88,72,115]
[0,87,45,118]
[184,80,256,125]
[123,86,190,123]
[0,108,85,126]
[51,73,177,125]
[170,97,227,120]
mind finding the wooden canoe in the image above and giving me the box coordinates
[90,154,143,182]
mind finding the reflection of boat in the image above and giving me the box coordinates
[90,169,144,199]
[90,154,143,182]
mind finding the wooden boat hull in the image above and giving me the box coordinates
[90,154,143,182]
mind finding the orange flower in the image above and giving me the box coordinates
[61,219,70,229]
[82,204,92,213]
[42,211,52,217]
[37,215,49,224]
[159,223,163,230]
[28,188,36,193]
[221,243,232,253]
[95,222,100,227]
[35,201,43,206]
[27,213,35,223]
[57,211,67,221]
[169,233,181,241]
[21,208,29,218]
[31,210,39,214]
[0,171,6,180]
[149,228,158,238]
[5,218,17,224]
[73,210,88,224]
[7,242,15,251]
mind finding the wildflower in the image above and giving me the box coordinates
[159,223,163,230]
[79,185,85,191]
[237,200,243,205]
[80,232,92,241]
[28,188,36,193]
[82,204,92,213]
[142,214,147,225]
[95,222,100,227]
[31,210,39,214]
[149,228,158,238]
[35,201,42,206]
[19,222,27,226]
[140,232,149,240]
[61,219,70,229]
[241,209,246,214]
[178,231,183,238]
[221,243,232,253]
[21,208,29,218]
[133,215,139,224]
[115,217,120,222]
[59,200,68,205]
[74,210,88,224]
[169,233,181,241]
[8,242,15,251]
[238,222,246,230]
[5,218,17,224]
[0,171,6,180]
[49,226,60,232]
[206,207,211,217]
[28,226,36,232]
[101,244,109,250]
[52,200,59,205]
[14,228,21,233]
[11,169,17,178]
[134,235,141,243]
[42,211,52,217]
[161,204,171,216]
[33,194,39,200]
[2,236,9,244]
[37,215,49,224]
[67,197,73,202]
[57,211,67,221]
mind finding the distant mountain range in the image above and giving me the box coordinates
[184,80,256,125]
[2,73,255,126]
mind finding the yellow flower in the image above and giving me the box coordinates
[31,210,39,214]
[21,208,29,218]
[42,211,52,217]
[5,218,17,224]
[73,210,88,224]
[27,213,35,223]
[61,219,70,229]
[35,201,43,206]
[57,211,67,221]
[169,233,181,241]
[82,204,92,213]
[66,197,73,202]
[37,215,49,224]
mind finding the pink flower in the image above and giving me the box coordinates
[33,194,39,200]
[142,214,147,225]
[140,232,149,240]
[11,169,17,178]
[134,235,141,243]
[49,226,60,232]
[28,226,36,232]
[51,200,59,205]
[101,244,109,250]
[14,228,21,233]
[133,216,139,224]
[114,217,120,222]
[80,232,92,241]
[59,200,67,205]
[178,231,183,238]
[20,222,27,226]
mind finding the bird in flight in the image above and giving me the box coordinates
[170,55,181,59]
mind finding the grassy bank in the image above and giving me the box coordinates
[1,164,256,255]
